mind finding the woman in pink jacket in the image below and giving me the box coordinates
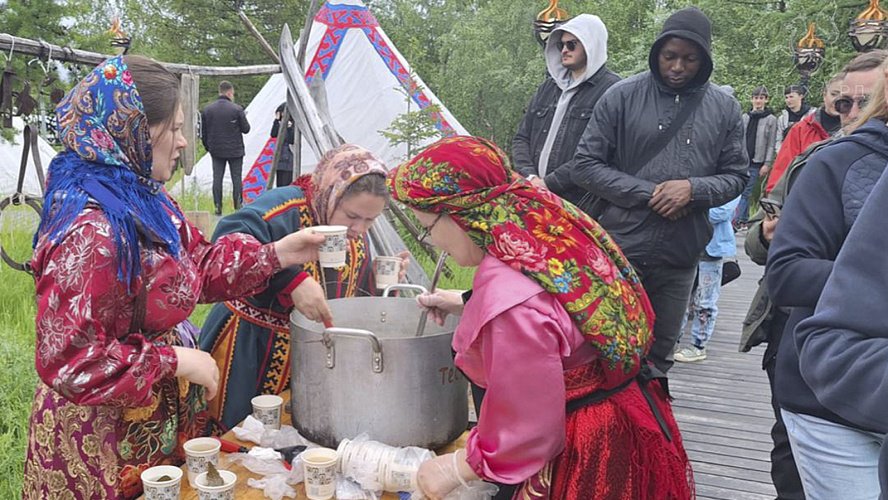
[388,136,693,500]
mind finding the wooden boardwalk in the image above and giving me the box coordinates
[670,241,777,500]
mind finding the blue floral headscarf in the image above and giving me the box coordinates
[35,55,183,289]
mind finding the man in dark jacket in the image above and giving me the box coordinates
[570,6,748,373]
[512,14,620,211]
[765,49,887,498]
[202,81,251,214]
[792,167,888,500]
[741,52,886,500]
[735,85,777,228]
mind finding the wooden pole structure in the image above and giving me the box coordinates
[0,34,280,76]
[292,0,321,177]
[237,12,281,65]
[179,73,200,176]
[277,24,433,287]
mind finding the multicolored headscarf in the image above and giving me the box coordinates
[388,136,655,377]
[35,56,182,288]
[294,144,388,224]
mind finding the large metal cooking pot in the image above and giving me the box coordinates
[290,285,468,449]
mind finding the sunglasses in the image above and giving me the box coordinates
[834,95,869,115]
[556,39,579,52]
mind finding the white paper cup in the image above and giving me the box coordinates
[313,225,348,268]
[183,437,221,487]
[194,469,237,500]
[336,439,352,474]
[141,465,183,500]
[374,256,401,290]
[251,394,284,430]
[302,447,339,500]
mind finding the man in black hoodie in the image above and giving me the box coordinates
[571,6,748,373]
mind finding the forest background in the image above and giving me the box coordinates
[0,0,874,496]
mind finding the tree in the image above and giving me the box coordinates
[379,76,446,160]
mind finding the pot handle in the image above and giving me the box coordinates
[322,327,384,373]
[381,284,428,297]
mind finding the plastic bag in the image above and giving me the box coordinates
[443,481,499,500]
[232,415,266,444]
[261,424,311,450]
[336,476,380,500]
[339,433,434,494]
[247,475,297,500]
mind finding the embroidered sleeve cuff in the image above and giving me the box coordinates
[263,242,284,274]
[157,345,179,379]
[277,272,311,307]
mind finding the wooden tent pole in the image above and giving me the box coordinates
[0,34,280,76]
[237,12,281,64]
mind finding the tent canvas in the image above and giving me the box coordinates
[176,0,469,200]
[0,117,55,196]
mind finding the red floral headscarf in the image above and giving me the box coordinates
[388,136,654,377]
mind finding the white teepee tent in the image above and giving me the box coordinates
[176,0,469,199]
[0,117,55,196]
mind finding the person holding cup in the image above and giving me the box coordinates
[200,144,408,433]
[23,55,327,500]
[389,136,693,500]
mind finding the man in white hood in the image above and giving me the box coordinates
[513,14,619,212]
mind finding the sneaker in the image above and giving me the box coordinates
[674,346,707,363]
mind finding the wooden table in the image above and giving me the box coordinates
[140,392,467,499]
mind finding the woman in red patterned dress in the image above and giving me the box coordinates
[389,136,694,500]
[22,55,325,499]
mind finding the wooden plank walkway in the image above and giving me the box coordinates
[670,240,777,500]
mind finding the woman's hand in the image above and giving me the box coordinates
[274,229,326,268]
[417,453,461,500]
[173,347,220,400]
[417,451,479,500]
[417,290,465,326]
[397,251,410,283]
[291,277,334,326]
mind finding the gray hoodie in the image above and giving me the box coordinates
[537,15,608,176]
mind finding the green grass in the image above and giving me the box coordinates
[0,207,40,498]
[0,195,471,496]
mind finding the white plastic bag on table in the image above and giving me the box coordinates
[247,474,297,500]
[232,415,266,444]
[336,476,380,500]
[442,481,499,500]
[261,424,311,450]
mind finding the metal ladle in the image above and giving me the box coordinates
[415,251,449,337]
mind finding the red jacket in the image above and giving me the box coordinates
[765,112,830,195]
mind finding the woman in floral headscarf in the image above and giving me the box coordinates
[23,55,325,500]
[199,144,406,433]
[389,136,693,500]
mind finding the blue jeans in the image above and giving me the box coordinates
[736,164,761,224]
[781,409,884,500]
[679,258,723,348]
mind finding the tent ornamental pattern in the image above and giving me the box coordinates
[240,2,458,204]
[307,2,457,135]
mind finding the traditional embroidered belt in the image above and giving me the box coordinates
[224,299,290,332]
[566,362,673,442]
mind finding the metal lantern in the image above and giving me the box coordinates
[849,0,888,53]
[533,0,568,48]
[793,23,825,80]
[106,17,131,55]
